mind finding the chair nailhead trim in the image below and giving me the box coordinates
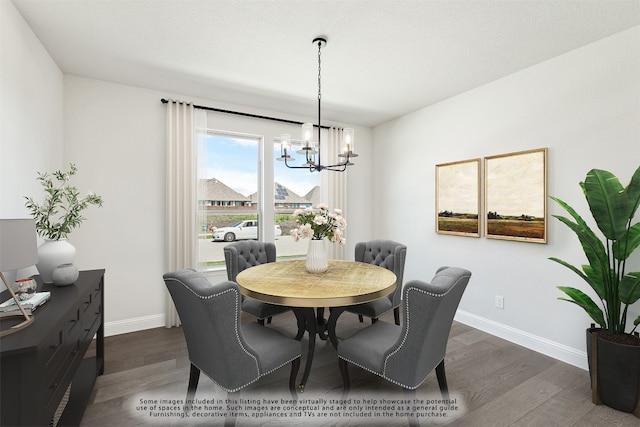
[374,273,470,388]
[169,278,263,389]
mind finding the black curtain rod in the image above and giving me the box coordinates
[161,98,330,129]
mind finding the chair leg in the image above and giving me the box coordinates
[224,391,236,427]
[338,358,350,395]
[358,314,364,323]
[403,388,419,427]
[394,307,400,325]
[435,359,450,400]
[257,318,265,325]
[289,357,301,399]
[185,363,200,413]
[267,316,273,324]
[371,317,378,324]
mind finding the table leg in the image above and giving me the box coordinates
[316,307,328,340]
[327,306,347,349]
[293,309,306,341]
[293,307,316,392]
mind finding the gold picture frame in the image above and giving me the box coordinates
[484,148,548,243]
[436,158,481,237]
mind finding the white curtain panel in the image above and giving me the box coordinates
[326,127,347,260]
[164,101,201,327]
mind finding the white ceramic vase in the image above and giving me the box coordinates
[37,239,76,284]
[51,263,80,286]
[306,239,328,273]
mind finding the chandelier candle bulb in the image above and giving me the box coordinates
[302,123,313,148]
[343,128,354,155]
[281,134,291,157]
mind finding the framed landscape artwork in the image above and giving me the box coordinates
[484,148,548,243]
[436,158,481,237]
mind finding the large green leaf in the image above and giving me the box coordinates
[549,256,605,300]
[620,272,640,305]
[550,209,608,283]
[613,222,640,261]
[582,169,629,241]
[557,286,606,328]
[582,264,607,301]
[625,165,640,220]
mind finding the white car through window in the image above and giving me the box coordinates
[212,220,282,242]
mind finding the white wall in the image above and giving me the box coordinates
[1,0,64,218]
[0,0,64,288]
[63,76,373,335]
[373,26,640,369]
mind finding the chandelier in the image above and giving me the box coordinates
[277,37,357,172]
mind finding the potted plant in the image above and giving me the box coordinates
[550,165,640,416]
[24,164,103,284]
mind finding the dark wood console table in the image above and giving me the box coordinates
[1,269,105,426]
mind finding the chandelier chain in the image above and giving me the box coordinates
[317,40,322,102]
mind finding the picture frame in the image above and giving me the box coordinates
[484,148,548,243]
[436,158,481,237]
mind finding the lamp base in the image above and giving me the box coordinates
[0,316,35,337]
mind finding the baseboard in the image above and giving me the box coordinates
[454,309,588,371]
[104,313,165,337]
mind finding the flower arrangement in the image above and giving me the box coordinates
[291,204,346,244]
[24,164,103,241]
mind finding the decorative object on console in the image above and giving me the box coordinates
[485,148,547,243]
[0,291,50,313]
[36,239,76,284]
[290,204,346,273]
[0,218,39,336]
[436,158,481,237]
[277,36,357,172]
[24,163,103,283]
[51,263,80,286]
[550,165,640,416]
[12,277,37,300]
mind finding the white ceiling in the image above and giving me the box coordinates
[11,0,640,127]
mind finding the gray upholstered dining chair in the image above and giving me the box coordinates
[345,240,407,325]
[224,241,290,325]
[337,266,471,426]
[163,270,301,425]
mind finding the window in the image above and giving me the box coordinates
[196,131,259,269]
[195,127,321,270]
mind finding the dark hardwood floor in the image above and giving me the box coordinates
[81,310,638,426]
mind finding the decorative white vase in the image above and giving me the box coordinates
[306,239,328,273]
[37,239,76,284]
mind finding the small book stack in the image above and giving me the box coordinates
[0,292,51,317]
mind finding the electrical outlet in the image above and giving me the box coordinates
[495,295,504,309]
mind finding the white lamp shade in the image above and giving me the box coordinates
[0,219,38,271]
[302,123,314,145]
[281,134,291,153]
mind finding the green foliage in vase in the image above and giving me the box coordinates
[550,165,640,335]
[24,164,103,241]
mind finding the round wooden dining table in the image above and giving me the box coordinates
[235,259,396,391]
